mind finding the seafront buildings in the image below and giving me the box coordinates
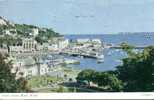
[9,37,69,53]
[7,37,103,78]
[10,38,37,53]
[7,37,70,78]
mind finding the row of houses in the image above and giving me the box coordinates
[9,37,69,53]
[9,54,67,79]
[8,37,69,78]
[9,56,50,78]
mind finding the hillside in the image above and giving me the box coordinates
[0,16,61,45]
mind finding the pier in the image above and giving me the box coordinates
[60,52,99,59]
[59,49,103,59]
[110,46,146,49]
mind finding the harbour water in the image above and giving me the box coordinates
[64,33,154,71]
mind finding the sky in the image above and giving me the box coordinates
[0,0,154,34]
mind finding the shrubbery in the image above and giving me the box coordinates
[77,43,154,92]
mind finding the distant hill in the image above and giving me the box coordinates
[118,32,154,35]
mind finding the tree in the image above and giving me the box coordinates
[106,73,123,91]
[117,45,154,92]
[93,72,123,91]
[76,69,95,85]
[35,36,46,44]
[76,69,123,91]
[0,53,29,92]
[120,42,135,56]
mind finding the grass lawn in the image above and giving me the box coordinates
[27,66,81,92]
[27,75,63,88]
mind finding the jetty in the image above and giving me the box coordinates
[110,46,146,49]
[59,49,103,59]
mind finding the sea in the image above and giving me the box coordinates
[64,33,154,71]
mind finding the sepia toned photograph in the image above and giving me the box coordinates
[0,0,154,99]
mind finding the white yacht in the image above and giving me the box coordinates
[97,54,104,63]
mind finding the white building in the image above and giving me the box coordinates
[31,28,39,37]
[48,44,58,51]
[40,63,49,75]
[77,39,90,43]
[11,57,50,78]
[36,44,44,51]
[9,38,38,53]
[49,37,69,50]
[91,39,102,44]
[58,39,69,49]
[4,30,11,35]
[21,65,38,78]
[22,38,37,52]
[3,29,17,36]
[9,46,23,53]
[11,57,38,77]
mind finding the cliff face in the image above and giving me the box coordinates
[0,16,15,27]
[0,18,7,26]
